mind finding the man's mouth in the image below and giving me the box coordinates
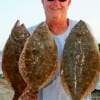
[51,7,61,10]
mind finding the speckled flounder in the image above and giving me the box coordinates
[2,20,30,100]
[60,20,100,100]
[18,22,58,99]
[18,86,38,100]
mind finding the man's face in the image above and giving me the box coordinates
[42,0,71,20]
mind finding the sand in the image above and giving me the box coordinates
[0,78,14,100]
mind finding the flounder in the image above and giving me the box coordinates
[19,22,58,99]
[60,20,100,100]
[2,20,30,100]
[18,86,38,100]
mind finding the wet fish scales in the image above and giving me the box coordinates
[2,20,30,100]
[19,22,58,99]
[61,20,100,100]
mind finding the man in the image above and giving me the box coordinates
[28,0,92,100]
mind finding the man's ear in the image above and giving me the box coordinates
[41,0,44,4]
[68,0,71,5]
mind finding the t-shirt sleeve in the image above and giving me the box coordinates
[27,26,36,35]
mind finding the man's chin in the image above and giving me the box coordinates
[51,15,61,20]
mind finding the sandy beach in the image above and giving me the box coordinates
[0,78,14,100]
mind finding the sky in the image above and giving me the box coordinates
[0,0,100,51]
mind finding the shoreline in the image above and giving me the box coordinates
[0,77,14,100]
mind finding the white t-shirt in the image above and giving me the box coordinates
[28,19,96,100]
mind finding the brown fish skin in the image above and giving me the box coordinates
[60,20,100,100]
[18,86,38,100]
[19,22,58,99]
[2,20,30,100]
[18,49,38,100]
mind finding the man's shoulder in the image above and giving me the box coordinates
[27,22,44,35]
[28,25,38,35]
[70,19,92,31]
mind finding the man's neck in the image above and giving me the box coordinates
[46,19,69,35]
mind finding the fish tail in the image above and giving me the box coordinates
[71,98,84,100]
[71,96,83,100]
[18,87,38,100]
